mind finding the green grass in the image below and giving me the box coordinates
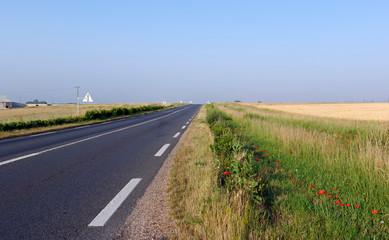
[211,103,389,239]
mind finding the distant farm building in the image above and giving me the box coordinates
[26,99,49,107]
[0,94,25,109]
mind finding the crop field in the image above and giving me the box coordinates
[0,103,153,123]
[240,102,389,121]
[171,103,388,239]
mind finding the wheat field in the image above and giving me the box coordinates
[240,103,389,121]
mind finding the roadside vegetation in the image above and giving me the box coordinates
[170,103,388,239]
[170,106,252,239]
[0,104,181,139]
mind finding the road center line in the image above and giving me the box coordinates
[186,122,189,124]
[173,132,180,138]
[0,107,189,167]
[154,144,170,157]
[88,178,142,227]
[181,125,186,129]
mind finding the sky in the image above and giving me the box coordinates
[1,1,388,104]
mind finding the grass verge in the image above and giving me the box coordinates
[169,103,388,239]
[169,106,262,239]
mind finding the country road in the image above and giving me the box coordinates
[0,104,201,240]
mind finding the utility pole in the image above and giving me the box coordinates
[75,86,80,116]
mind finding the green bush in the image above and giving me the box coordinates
[84,105,163,120]
[207,104,264,204]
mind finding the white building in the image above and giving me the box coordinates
[0,94,25,109]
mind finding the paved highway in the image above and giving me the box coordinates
[0,104,201,239]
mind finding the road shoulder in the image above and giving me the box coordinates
[114,120,192,239]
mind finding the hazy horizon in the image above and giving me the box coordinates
[1,1,388,104]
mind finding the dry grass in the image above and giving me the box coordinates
[0,103,155,123]
[240,102,389,121]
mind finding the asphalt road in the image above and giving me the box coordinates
[0,104,201,240]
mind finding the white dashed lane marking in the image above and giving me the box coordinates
[88,178,142,227]
[173,132,180,138]
[154,144,171,157]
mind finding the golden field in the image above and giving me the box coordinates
[0,103,157,123]
[240,103,389,121]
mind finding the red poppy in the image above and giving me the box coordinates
[340,203,344,206]
[266,153,270,156]
[280,169,283,172]
[310,185,314,188]
[346,204,350,207]
[328,195,332,198]
[372,210,378,214]
[335,200,340,204]
[289,175,292,178]
[256,158,259,161]
[318,190,326,195]
[355,204,359,208]
[276,164,279,166]
[335,195,339,198]
[223,172,229,175]
[255,147,258,149]
[334,188,337,190]
[263,168,266,171]
[260,181,263,183]
[262,150,267,152]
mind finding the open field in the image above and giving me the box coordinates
[0,103,162,123]
[172,102,388,239]
[240,102,389,121]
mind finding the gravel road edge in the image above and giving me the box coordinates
[114,126,191,239]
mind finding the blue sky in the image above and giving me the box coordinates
[1,1,388,104]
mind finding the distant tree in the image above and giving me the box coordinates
[26,99,47,104]
[234,100,241,102]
